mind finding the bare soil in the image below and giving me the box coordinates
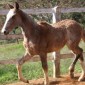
[7,74,85,85]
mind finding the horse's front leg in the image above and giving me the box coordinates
[40,53,49,85]
[16,53,32,83]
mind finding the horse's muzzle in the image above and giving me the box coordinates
[3,31,9,35]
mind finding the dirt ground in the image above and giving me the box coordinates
[7,74,85,85]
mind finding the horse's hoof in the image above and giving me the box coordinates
[69,66,74,79]
[44,83,50,85]
[26,80,29,83]
[70,74,74,79]
[23,80,29,83]
[19,78,29,83]
[69,72,74,79]
[44,82,50,85]
[78,77,85,81]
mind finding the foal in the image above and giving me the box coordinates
[1,2,85,85]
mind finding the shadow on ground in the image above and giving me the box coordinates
[7,74,85,85]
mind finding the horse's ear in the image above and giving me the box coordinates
[8,4,14,9]
[14,2,19,9]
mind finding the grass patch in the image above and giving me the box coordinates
[0,40,85,84]
[0,60,82,85]
[0,62,53,84]
[0,42,24,60]
[0,65,18,84]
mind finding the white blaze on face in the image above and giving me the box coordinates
[1,9,15,33]
[6,9,15,21]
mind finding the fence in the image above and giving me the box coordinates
[0,6,85,78]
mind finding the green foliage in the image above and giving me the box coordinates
[0,62,53,84]
[0,42,24,60]
[62,12,85,28]
[58,0,85,7]
[0,65,18,84]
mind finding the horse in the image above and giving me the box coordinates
[1,2,85,85]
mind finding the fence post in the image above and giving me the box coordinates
[52,6,61,23]
[52,6,61,77]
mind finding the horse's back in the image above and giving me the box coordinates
[52,19,83,48]
[53,19,82,30]
[34,19,83,53]
[53,19,82,37]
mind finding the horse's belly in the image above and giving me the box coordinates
[46,37,67,52]
[46,43,65,52]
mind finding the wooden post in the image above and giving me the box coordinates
[52,51,60,77]
[52,6,61,77]
[52,6,61,23]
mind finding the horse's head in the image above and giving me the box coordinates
[1,2,21,35]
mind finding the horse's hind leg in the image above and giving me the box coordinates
[16,53,32,83]
[69,53,80,78]
[40,53,49,85]
[68,46,85,81]
[78,53,85,81]
[67,45,84,79]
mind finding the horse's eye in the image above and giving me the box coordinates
[12,15,15,19]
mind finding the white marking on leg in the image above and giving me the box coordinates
[43,70,49,85]
[16,53,32,83]
[69,53,76,78]
[16,64,28,83]
[78,59,85,81]
[52,51,60,78]
[52,52,56,78]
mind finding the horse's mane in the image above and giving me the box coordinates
[19,9,53,32]
[19,9,37,26]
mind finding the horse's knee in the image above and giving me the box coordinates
[42,61,47,67]
[17,57,26,66]
[79,53,84,62]
[17,53,32,66]
[72,47,83,63]
[73,47,83,55]
[18,59,24,65]
[40,56,48,71]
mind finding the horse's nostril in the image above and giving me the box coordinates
[4,31,6,34]
[4,31,9,35]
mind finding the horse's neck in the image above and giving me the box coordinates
[20,11,38,41]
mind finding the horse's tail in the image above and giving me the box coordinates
[82,29,85,42]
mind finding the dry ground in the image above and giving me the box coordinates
[7,74,85,85]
